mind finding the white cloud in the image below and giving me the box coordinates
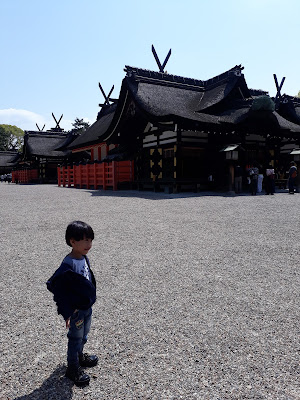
[0,109,47,131]
[0,108,85,132]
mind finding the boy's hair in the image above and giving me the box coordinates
[65,221,94,247]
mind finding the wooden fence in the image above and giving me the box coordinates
[57,160,134,190]
[12,169,39,183]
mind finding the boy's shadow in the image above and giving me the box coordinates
[13,365,73,400]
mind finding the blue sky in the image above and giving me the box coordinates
[0,0,299,131]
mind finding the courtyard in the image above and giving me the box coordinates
[0,184,299,400]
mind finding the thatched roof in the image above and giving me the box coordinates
[0,151,20,168]
[68,64,300,151]
[23,131,71,158]
[68,105,116,150]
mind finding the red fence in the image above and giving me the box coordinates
[12,169,39,183]
[57,161,134,190]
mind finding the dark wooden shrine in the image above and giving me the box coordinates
[68,47,300,192]
[16,114,81,183]
[0,151,19,174]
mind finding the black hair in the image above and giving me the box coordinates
[65,221,94,247]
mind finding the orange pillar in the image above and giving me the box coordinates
[78,165,82,188]
[112,161,117,191]
[103,163,106,190]
[93,162,96,189]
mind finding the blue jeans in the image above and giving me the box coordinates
[289,177,296,193]
[67,308,92,367]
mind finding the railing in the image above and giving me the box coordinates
[57,160,134,190]
[12,169,39,183]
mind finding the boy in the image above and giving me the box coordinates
[47,221,98,387]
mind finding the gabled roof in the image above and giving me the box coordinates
[276,95,300,125]
[0,151,20,168]
[54,132,80,151]
[68,104,117,149]
[69,64,300,152]
[24,131,71,158]
[124,64,251,122]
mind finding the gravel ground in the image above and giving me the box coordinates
[0,183,299,400]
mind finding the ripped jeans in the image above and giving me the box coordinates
[67,308,92,367]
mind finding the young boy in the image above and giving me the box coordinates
[47,221,98,387]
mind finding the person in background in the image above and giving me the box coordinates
[249,164,259,195]
[288,161,297,194]
[257,172,264,193]
[234,164,243,194]
[265,165,275,195]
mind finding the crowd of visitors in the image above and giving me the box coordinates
[233,161,298,195]
[0,173,12,183]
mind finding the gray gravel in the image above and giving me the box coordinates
[0,183,299,400]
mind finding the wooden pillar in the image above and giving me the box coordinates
[62,166,66,187]
[112,161,117,191]
[174,126,182,193]
[86,164,90,189]
[103,162,107,190]
[78,164,82,188]
[57,167,61,186]
[93,162,96,189]
[67,166,71,187]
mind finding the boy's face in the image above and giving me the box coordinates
[70,236,93,257]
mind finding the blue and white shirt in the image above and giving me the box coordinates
[63,255,92,281]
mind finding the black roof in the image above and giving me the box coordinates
[23,131,71,158]
[0,151,20,168]
[124,64,251,118]
[276,95,300,126]
[68,104,117,149]
[69,64,300,151]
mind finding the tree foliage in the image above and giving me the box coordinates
[69,118,90,134]
[297,91,300,98]
[0,124,24,151]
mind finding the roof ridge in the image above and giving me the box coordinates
[125,65,205,89]
[203,65,244,88]
[124,65,244,91]
[25,130,68,136]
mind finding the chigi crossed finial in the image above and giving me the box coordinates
[273,74,285,104]
[98,83,116,108]
[151,45,171,73]
[36,123,45,132]
[51,113,64,131]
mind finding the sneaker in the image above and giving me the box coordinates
[65,365,90,387]
[79,353,98,368]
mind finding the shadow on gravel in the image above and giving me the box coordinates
[84,188,289,200]
[13,365,73,400]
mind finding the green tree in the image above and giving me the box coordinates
[69,118,90,134]
[0,124,24,151]
[297,91,300,98]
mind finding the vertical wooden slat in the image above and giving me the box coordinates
[112,161,117,190]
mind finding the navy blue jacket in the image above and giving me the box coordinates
[47,256,96,321]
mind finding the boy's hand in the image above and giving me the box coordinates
[66,310,78,329]
[66,317,71,329]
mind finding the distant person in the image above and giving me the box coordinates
[249,165,259,195]
[265,166,275,195]
[234,165,242,193]
[288,161,297,194]
[257,172,264,193]
[47,221,98,387]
